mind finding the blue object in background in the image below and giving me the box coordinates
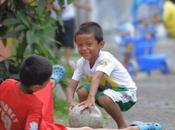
[133,37,169,74]
[131,0,164,23]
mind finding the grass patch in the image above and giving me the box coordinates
[54,95,68,125]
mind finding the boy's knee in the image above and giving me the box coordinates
[98,95,113,106]
[77,88,89,101]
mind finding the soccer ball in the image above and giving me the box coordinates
[68,104,103,128]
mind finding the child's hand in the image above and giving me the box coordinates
[68,101,76,111]
[79,97,95,112]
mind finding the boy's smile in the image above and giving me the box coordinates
[75,33,104,66]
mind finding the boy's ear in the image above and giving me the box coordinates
[99,41,105,48]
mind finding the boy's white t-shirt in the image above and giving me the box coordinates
[72,50,137,91]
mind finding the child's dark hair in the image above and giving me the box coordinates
[19,55,52,87]
[75,21,104,43]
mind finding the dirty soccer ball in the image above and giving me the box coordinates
[68,104,103,128]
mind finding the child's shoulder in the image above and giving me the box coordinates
[1,79,18,85]
[100,50,111,54]
[77,57,86,64]
[0,79,18,92]
[100,50,115,58]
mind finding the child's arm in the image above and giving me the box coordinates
[83,71,105,109]
[50,79,56,88]
[66,79,79,110]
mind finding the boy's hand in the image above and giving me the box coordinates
[81,71,104,111]
[68,101,76,111]
[79,96,95,112]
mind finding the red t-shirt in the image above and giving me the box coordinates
[0,79,67,130]
[0,79,42,130]
[34,80,54,123]
[34,80,67,130]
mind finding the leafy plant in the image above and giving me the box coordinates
[0,0,74,81]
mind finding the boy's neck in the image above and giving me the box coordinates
[18,83,34,94]
[89,51,100,68]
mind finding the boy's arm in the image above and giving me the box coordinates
[50,79,56,88]
[84,71,105,109]
[66,79,79,110]
[52,2,63,12]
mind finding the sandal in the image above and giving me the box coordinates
[51,65,65,83]
[131,121,162,130]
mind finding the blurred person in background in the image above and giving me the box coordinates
[49,0,91,65]
[163,0,175,38]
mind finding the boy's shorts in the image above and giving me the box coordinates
[77,82,136,111]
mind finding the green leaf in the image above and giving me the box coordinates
[16,42,27,64]
[26,30,34,44]
[14,24,26,32]
[16,11,30,28]
[2,31,19,39]
[3,18,20,26]
[33,32,40,44]
[35,4,44,16]
[43,25,56,33]
[34,43,58,63]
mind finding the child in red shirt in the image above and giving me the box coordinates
[0,55,66,130]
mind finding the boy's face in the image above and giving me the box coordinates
[75,33,104,64]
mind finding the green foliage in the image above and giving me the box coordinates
[59,0,75,7]
[0,0,61,80]
[58,62,74,90]
[0,0,76,82]
[54,94,68,125]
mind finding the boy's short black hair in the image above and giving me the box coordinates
[75,21,104,43]
[19,55,52,87]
